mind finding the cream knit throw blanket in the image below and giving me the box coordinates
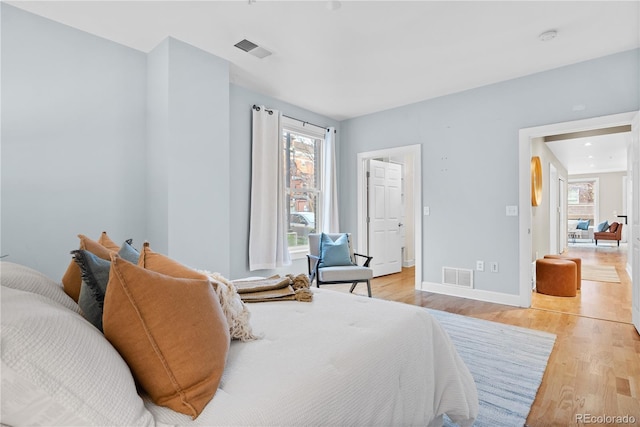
[199,271,260,342]
[197,272,313,342]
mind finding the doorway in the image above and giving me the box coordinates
[518,112,638,330]
[356,145,422,290]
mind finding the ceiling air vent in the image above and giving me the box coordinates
[234,39,272,59]
[234,39,258,52]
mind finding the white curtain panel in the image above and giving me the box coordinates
[322,127,340,233]
[249,106,291,271]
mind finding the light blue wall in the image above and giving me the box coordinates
[0,4,339,281]
[146,39,170,256]
[228,84,340,279]
[340,49,640,295]
[147,37,231,274]
[1,4,147,278]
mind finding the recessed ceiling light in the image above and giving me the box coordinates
[588,155,594,159]
[584,142,592,147]
[539,30,558,42]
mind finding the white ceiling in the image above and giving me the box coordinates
[7,0,640,122]
[546,131,630,175]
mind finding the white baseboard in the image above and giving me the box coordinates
[403,259,415,268]
[421,281,523,307]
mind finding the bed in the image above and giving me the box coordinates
[1,261,478,426]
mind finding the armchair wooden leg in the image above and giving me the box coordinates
[349,281,372,297]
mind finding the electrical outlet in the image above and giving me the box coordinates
[506,205,518,216]
[476,260,484,272]
[490,262,499,273]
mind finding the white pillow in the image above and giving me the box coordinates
[567,220,579,232]
[0,261,80,313]
[0,286,155,426]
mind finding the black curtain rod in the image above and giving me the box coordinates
[252,104,335,133]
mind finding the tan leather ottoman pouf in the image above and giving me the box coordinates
[536,258,577,297]
[543,254,582,290]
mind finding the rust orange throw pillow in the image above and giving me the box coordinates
[103,255,229,418]
[137,242,206,279]
[62,232,120,302]
[138,242,258,342]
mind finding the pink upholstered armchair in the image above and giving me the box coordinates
[594,221,623,246]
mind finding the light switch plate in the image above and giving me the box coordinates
[506,205,518,216]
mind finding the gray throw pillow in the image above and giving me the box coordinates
[73,240,139,331]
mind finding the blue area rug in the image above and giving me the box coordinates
[427,309,556,427]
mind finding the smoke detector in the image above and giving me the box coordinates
[539,30,558,42]
[234,39,272,59]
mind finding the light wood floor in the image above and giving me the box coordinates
[532,245,633,324]
[329,246,640,427]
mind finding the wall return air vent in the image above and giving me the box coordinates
[442,267,474,289]
[234,39,272,59]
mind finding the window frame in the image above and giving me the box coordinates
[281,117,325,258]
[568,177,600,226]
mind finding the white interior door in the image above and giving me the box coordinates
[549,163,559,254]
[559,177,567,252]
[368,159,402,277]
[630,112,639,335]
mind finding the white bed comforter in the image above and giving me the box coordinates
[147,288,478,427]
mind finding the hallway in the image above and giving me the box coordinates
[531,244,631,324]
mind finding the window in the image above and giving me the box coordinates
[568,179,597,224]
[282,118,324,252]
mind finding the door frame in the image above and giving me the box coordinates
[356,144,422,290]
[630,112,639,334]
[518,111,638,307]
